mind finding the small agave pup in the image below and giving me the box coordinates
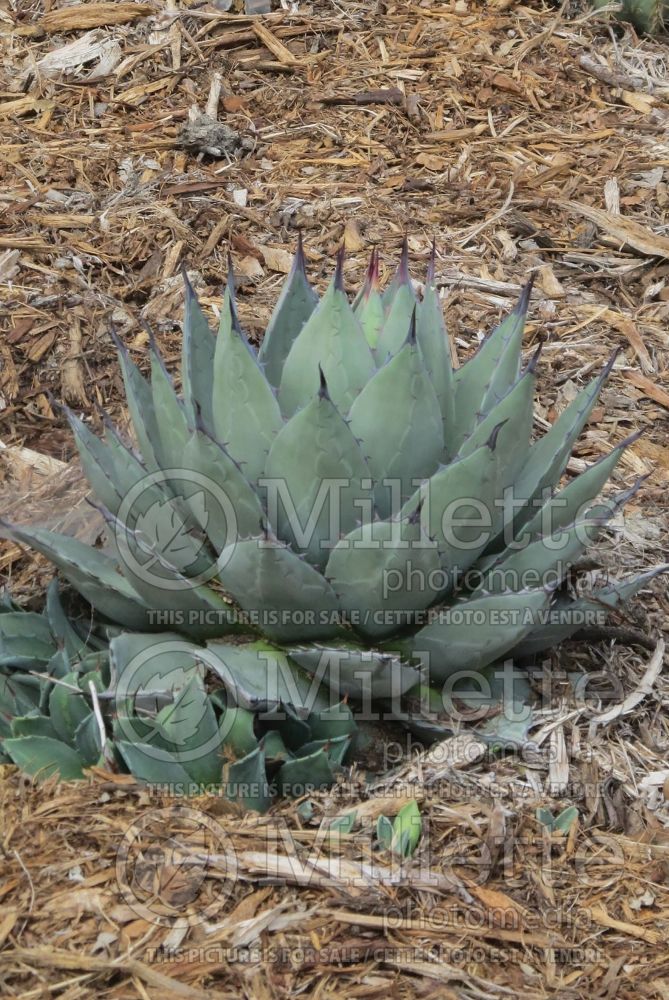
[1,237,666,811]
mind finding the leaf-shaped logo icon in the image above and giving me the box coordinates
[134,495,207,572]
[116,806,238,926]
[186,490,209,532]
[150,677,208,748]
[128,663,195,716]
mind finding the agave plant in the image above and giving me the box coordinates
[0,581,110,778]
[1,238,665,810]
[591,0,668,34]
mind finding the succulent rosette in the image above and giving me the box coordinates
[1,238,664,810]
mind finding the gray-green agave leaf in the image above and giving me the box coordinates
[279,249,375,417]
[348,317,443,518]
[258,234,319,388]
[263,369,373,569]
[213,290,283,485]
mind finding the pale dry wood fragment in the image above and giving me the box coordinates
[0,440,66,478]
[252,22,299,65]
[589,640,665,734]
[61,318,88,406]
[40,3,155,32]
[626,370,669,409]
[7,946,232,999]
[561,200,669,259]
[589,905,662,945]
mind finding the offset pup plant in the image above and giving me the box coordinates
[0,238,665,811]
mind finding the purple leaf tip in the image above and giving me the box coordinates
[334,245,346,291]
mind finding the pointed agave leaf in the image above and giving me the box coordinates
[224,255,242,328]
[381,237,412,312]
[205,640,331,716]
[353,249,384,350]
[278,259,376,417]
[452,280,532,445]
[261,711,311,752]
[325,518,442,642]
[287,642,422,700]
[475,705,535,749]
[357,290,385,352]
[223,745,273,812]
[0,521,151,631]
[258,234,319,387]
[263,379,374,569]
[536,805,581,834]
[181,425,265,547]
[151,675,223,785]
[276,744,339,797]
[65,406,204,554]
[416,254,455,451]
[149,341,192,468]
[100,507,236,639]
[109,631,202,699]
[511,564,669,657]
[124,484,214,577]
[480,517,603,597]
[401,434,503,581]
[49,671,90,745]
[480,480,642,595]
[536,807,557,830]
[0,610,54,642]
[0,636,57,668]
[293,733,351,765]
[100,409,211,537]
[217,536,344,642]
[43,651,71,686]
[0,674,43,727]
[443,661,535,748]
[553,806,579,834]
[182,273,217,434]
[3,735,85,780]
[79,649,110,685]
[112,331,163,471]
[11,715,59,740]
[46,580,91,660]
[391,799,422,857]
[116,741,197,786]
[74,712,103,767]
[326,809,357,837]
[64,407,133,516]
[348,332,444,518]
[306,700,356,742]
[456,356,538,493]
[130,491,211,578]
[261,730,291,762]
[406,589,550,682]
[479,279,534,414]
[375,282,417,363]
[509,353,618,531]
[220,704,259,757]
[516,434,638,543]
[212,293,283,484]
[376,814,394,850]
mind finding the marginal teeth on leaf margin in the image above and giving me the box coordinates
[0,237,665,812]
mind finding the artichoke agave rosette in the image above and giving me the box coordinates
[1,237,665,810]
